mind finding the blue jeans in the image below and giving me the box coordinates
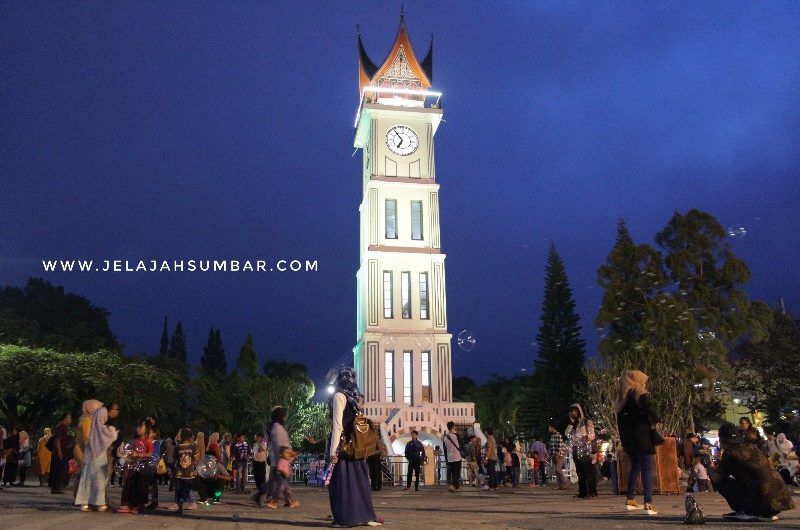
[627,451,654,503]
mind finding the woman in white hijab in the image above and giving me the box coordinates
[74,405,119,511]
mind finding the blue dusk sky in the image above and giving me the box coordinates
[1,1,798,387]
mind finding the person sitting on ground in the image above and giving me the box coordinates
[710,422,795,522]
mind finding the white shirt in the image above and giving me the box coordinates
[442,431,462,462]
[329,392,347,460]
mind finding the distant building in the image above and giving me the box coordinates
[352,14,480,454]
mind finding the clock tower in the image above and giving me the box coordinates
[352,14,479,455]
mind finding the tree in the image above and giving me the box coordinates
[169,321,188,363]
[200,327,227,382]
[595,219,669,358]
[0,278,119,352]
[159,316,169,357]
[583,342,693,440]
[263,360,311,384]
[532,244,587,430]
[733,308,800,433]
[0,344,180,434]
[236,333,260,377]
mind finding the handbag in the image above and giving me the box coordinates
[650,426,665,446]
[156,457,167,475]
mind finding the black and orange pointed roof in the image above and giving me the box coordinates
[357,12,433,95]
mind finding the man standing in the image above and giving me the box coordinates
[252,433,268,494]
[484,428,498,490]
[403,431,425,491]
[532,435,549,486]
[548,423,567,490]
[50,412,74,494]
[442,422,463,493]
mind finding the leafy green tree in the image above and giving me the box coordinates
[200,327,227,382]
[0,345,180,435]
[235,333,260,377]
[0,278,119,352]
[263,360,311,384]
[159,316,169,357]
[532,244,587,430]
[733,308,800,433]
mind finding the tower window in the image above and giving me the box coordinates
[421,351,431,403]
[385,351,394,402]
[403,350,413,405]
[383,271,393,319]
[411,201,423,240]
[401,271,411,319]
[419,272,429,320]
[385,199,397,239]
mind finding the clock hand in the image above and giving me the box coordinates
[397,136,404,148]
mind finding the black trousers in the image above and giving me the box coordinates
[253,461,267,492]
[447,461,461,489]
[485,459,498,488]
[49,456,68,492]
[574,457,597,497]
[367,455,382,490]
[406,460,421,489]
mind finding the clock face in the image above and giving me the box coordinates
[386,125,419,156]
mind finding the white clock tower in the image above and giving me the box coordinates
[352,14,478,454]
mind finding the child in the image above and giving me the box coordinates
[692,457,711,493]
[527,451,540,487]
[232,433,251,494]
[172,427,199,514]
[196,455,232,505]
[118,420,153,514]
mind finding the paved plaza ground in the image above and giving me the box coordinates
[1,482,798,529]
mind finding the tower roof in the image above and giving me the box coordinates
[357,14,433,97]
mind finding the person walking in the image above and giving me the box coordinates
[50,413,74,494]
[403,431,425,491]
[255,407,299,509]
[548,423,567,489]
[73,400,103,500]
[484,428,498,490]
[616,370,658,515]
[74,404,119,511]
[531,436,548,486]
[565,403,597,499]
[252,433,268,494]
[327,367,381,527]
[443,421,463,493]
[37,428,52,487]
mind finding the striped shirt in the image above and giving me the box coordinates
[549,432,565,457]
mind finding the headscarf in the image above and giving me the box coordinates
[718,422,742,447]
[615,370,649,414]
[18,431,30,452]
[85,407,117,461]
[208,432,219,449]
[39,428,52,445]
[81,399,103,419]
[335,366,363,405]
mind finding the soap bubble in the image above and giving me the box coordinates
[456,330,476,352]
[697,329,716,344]
[727,226,747,238]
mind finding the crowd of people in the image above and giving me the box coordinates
[0,366,797,525]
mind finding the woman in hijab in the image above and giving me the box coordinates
[565,403,597,499]
[328,367,381,527]
[2,426,20,486]
[207,432,221,461]
[16,431,32,486]
[775,433,796,485]
[38,428,52,486]
[73,399,103,500]
[616,370,659,516]
[74,404,118,511]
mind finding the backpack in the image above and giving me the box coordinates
[340,412,379,460]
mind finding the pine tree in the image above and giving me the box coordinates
[533,244,587,428]
[200,327,227,382]
[159,316,169,357]
[236,333,260,377]
[595,218,667,358]
[169,321,188,363]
